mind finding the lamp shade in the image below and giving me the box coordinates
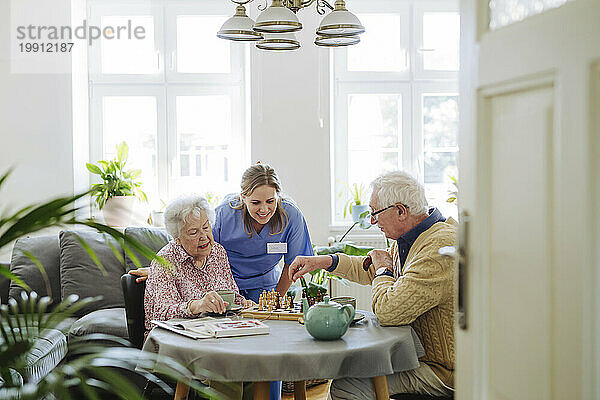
[217,5,264,41]
[256,32,300,51]
[315,34,360,47]
[254,0,302,33]
[316,0,365,37]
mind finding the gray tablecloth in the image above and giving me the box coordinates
[142,311,424,382]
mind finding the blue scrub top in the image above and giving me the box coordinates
[212,195,314,291]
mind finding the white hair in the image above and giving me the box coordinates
[370,171,429,216]
[164,195,215,238]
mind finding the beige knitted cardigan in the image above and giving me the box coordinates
[334,218,457,388]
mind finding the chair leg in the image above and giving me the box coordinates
[174,381,190,400]
[371,376,389,400]
[293,381,306,400]
[253,382,270,400]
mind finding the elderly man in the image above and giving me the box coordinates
[289,171,456,399]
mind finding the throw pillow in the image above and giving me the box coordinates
[8,235,62,308]
[123,227,171,270]
[59,230,126,317]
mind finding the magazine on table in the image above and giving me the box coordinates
[151,317,270,339]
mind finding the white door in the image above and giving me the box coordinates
[457,1,600,399]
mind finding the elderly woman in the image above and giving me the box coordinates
[144,195,253,338]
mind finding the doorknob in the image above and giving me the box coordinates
[438,211,469,330]
[457,210,469,330]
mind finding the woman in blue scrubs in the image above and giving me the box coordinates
[213,163,314,400]
[213,163,313,303]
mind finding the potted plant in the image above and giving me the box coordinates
[150,199,167,227]
[447,175,458,204]
[86,142,147,227]
[343,183,368,223]
[299,276,327,308]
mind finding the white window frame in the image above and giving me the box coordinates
[413,1,460,80]
[412,82,459,182]
[87,0,249,209]
[165,1,245,84]
[334,2,410,82]
[166,84,246,196]
[331,83,412,225]
[88,0,165,84]
[331,0,459,230]
[89,85,168,200]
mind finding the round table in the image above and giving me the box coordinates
[142,312,424,399]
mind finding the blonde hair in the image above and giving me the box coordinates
[230,164,289,237]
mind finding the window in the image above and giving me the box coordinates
[332,0,459,225]
[88,0,248,210]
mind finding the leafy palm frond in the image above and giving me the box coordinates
[0,169,197,399]
[0,189,170,290]
[0,292,219,400]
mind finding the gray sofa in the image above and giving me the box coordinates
[0,226,172,386]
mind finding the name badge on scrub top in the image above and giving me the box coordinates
[267,242,287,254]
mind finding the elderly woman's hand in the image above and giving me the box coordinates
[129,267,149,283]
[190,291,228,314]
[242,298,256,309]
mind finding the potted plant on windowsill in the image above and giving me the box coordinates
[86,141,147,227]
[343,183,368,223]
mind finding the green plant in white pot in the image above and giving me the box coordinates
[343,183,368,223]
[86,142,147,227]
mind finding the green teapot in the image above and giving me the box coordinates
[302,295,355,340]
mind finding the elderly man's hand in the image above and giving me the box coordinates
[288,255,332,282]
[129,267,149,283]
[191,291,228,314]
[368,250,393,271]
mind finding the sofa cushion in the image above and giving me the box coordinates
[23,328,67,384]
[8,236,61,309]
[52,317,79,335]
[123,227,171,269]
[59,230,126,317]
[68,308,128,342]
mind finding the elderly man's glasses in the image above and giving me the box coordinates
[369,203,408,224]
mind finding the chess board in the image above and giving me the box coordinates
[240,303,303,321]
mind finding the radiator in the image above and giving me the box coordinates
[330,278,373,312]
[328,232,388,312]
[341,233,388,249]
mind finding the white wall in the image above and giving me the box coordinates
[250,10,332,245]
[0,3,333,252]
[0,1,74,261]
[0,1,74,210]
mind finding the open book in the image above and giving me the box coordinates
[152,317,270,339]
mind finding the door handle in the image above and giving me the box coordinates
[438,211,469,330]
[457,210,469,330]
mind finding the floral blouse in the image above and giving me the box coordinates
[144,240,243,335]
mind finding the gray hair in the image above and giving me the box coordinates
[164,195,215,238]
[370,171,429,216]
